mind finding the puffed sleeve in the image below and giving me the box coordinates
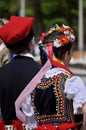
[64,76,86,114]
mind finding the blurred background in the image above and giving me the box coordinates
[0,0,86,84]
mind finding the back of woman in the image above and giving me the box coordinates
[15,24,86,130]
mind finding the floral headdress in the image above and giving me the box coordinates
[38,24,75,48]
[38,24,75,74]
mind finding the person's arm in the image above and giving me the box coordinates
[64,76,86,114]
[64,76,86,130]
[82,103,86,130]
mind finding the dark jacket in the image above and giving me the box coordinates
[0,55,41,125]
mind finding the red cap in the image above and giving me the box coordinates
[0,16,35,44]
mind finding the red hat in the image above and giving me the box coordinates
[0,16,35,44]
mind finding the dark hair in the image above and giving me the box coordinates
[39,31,74,65]
[6,29,34,54]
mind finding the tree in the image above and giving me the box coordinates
[0,0,19,19]
[0,0,86,47]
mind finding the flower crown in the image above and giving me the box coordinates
[38,24,75,48]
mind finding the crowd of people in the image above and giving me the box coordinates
[0,16,86,130]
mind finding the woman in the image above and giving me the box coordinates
[15,24,86,130]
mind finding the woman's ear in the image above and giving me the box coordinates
[29,38,35,53]
[62,51,68,60]
[62,51,70,66]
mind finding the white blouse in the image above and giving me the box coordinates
[22,67,86,129]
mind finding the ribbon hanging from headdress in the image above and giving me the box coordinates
[15,59,51,123]
[46,43,73,75]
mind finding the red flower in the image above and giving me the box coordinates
[70,29,74,34]
[58,35,69,44]
[40,33,47,42]
[61,26,68,32]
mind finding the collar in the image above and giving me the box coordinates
[13,53,34,59]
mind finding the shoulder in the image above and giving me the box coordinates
[65,76,86,94]
[45,67,71,78]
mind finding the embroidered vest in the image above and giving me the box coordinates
[32,72,74,125]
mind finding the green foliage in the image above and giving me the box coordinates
[41,0,78,34]
[44,18,67,30]
[0,0,19,19]
[25,8,34,16]
[0,0,86,47]
[42,1,58,16]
